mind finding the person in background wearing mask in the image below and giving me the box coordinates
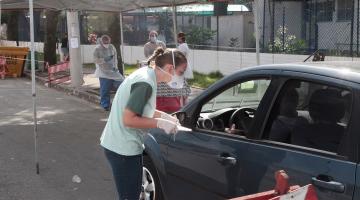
[156,48,191,113]
[60,33,69,61]
[100,47,187,200]
[177,32,193,79]
[144,30,166,58]
[157,29,166,44]
[94,35,124,111]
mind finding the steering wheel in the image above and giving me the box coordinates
[228,108,256,134]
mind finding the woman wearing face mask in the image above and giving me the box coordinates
[144,30,166,58]
[100,47,187,200]
[177,32,194,79]
[94,35,124,111]
[156,47,191,113]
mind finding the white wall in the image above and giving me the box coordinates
[210,13,254,48]
[121,45,360,75]
[0,40,44,52]
[1,41,359,76]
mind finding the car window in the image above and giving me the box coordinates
[197,79,271,135]
[265,80,352,153]
[201,80,270,112]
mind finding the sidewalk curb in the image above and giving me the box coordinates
[23,72,101,105]
[23,72,204,105]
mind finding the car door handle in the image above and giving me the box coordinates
[311,176,345,193]
[217,154,237,166]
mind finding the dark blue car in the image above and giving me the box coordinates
[141,63,360,200]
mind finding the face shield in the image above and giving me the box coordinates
[167,50,184,89]
[100,35,111,48]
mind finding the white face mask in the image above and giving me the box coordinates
[150,36,157,43]
[159,50,185,89]
[158,67,184,89]
[103,44,110,49]
[168,74,185,89]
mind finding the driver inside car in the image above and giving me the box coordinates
[225,123,241,134]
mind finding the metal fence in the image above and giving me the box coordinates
[258,0,360,57]
[3,1,360,61]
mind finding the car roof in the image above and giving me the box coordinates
[242,61,360,84]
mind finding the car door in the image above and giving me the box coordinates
[164,77,275,200]
[254,74,359,200]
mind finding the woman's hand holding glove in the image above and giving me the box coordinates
[156,118,178,134]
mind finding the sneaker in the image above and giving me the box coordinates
[104,107,110,111]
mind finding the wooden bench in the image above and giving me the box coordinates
[46,61,70,87]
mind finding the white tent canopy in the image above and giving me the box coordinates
[0,0,198,11]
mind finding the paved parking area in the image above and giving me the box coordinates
[0,78,116,200]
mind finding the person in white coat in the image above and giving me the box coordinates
[177,32,194,79]
[93,35,124,111]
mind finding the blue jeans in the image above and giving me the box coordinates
[104,148,143,200]
[99,78,122,109]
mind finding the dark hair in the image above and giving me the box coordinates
[147,47,187,68]
[178,32,186,42]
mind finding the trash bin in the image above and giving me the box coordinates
[0,47,29,77]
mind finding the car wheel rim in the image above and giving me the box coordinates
[140,167,156,200]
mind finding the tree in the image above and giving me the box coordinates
[108,14,124,75]
[187,26,216,46]
[268,26,307,54]
[6,11,19,46]
[229,37,240,48]
[43,10,60,65]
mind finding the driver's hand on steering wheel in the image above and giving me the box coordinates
[225,124,242,135]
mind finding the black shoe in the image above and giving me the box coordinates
[104,107,110,111]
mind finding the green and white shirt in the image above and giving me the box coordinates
[100,67,157,156]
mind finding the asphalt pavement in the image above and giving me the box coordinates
[0,78,117,200]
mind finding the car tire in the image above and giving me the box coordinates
[141,155,164,200]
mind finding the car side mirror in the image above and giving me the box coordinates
[174,111,186,124]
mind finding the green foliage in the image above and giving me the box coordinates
[229,37,240,48]
[156,12,173,43]
[187,70,223,88]
[124,64,137,76]
[187,26,216,46]
[268,26,307,54]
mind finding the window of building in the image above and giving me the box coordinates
[316,1,334,22]
[337,0,353,21]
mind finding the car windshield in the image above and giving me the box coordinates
[201,80,271,112]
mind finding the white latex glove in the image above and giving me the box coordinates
[156,118,178,134]
[160,112,179,124]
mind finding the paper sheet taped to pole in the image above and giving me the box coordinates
[70,38,79,48]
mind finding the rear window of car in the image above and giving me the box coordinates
[264,80,352,153]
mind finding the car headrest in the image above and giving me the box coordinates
[279,89,299,117]
[309,89,345,123]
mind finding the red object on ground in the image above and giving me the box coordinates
[0,56,9,79]
[229,170,318,200]
[46,61,70,87]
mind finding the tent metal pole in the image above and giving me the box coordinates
[119,12,124,75]
[29,0,39,174]
[0,1,2,46]
[0,1,2,29]
[172,4,177,47]
[253,0,260,65]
